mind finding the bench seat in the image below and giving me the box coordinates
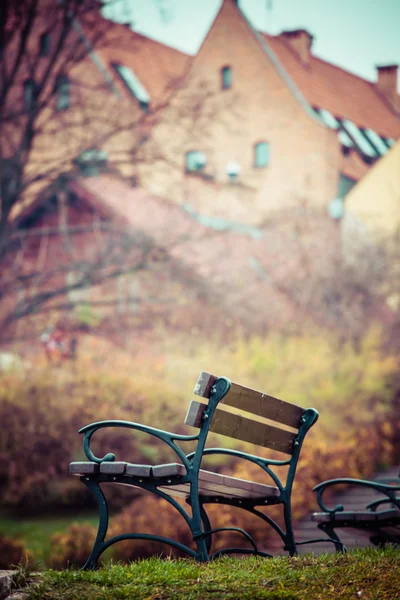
[311,473,400,550]
[70,461,280,500]
[312,509,400,524]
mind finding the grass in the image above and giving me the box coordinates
[0,511,99,565]
[16,547,400,600]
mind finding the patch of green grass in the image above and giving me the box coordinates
[18,547,400,600]
[0,511,99,565]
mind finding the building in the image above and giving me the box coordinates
[2,0,190,223]
[343,140,400,240]
[137,0,399,225]
[2,0,399,340]
[5,0,399,225]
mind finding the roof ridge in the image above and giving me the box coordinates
[262,31,386,88]
[312,55,376,85]
[129,30,192,58]
[102,18,192,59]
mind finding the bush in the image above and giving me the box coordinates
[49,523,97,569]
[0,367,187,512]
[0,535,30,569]
[2,326,399,563]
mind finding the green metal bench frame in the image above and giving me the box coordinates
[312,475,400,551]
[70,373,320,567]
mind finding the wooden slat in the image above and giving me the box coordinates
[185,400,207,428]
[69,462,99,475]
[312,509,400,524]
[153,463,187,477]
[185,401,296,454]
[210,408,297,454]
[153,463,279,499]
[125,463,152,477]
[100,461,127,475]
[194,371,304,429]
[194,372,217,398]
[376,509,400,521]
[311,512,331,523]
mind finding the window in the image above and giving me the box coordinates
[337,173,356,198]
[55,75,70,111]
[112,63,150,111]
[340,119,378,157]
[39,32,50,56]
[185,151,207,172]
[361,129,389,155]
[328,174,356,220]
[75,149,108,176]
[384,137,395,148]
[226,160,240,182]
[254,142,270,168]
[316,107,340,130]
[337,129,354,148]
[23,79,37,111]
[221,66,232,90]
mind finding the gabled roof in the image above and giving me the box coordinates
[263,33,400,139]
[95,25,191,105]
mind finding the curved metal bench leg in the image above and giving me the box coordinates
[80,477,109,569]
[199,502,212,555]
[370,530,400,547]
[282,502,297,556]
[318,523,346,553]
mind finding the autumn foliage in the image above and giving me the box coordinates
[0,328,398,566]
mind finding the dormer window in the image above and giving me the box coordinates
[254,141,270,168]
[221,66,232,90]
[112,63,150,111]
[186,151,207,172]
[55,75,70,111]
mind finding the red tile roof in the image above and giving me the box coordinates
[263,33,400,139]
[86,12,399,138]
[340,150,370,181]
[85,19,191,105]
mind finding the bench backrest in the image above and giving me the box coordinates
[185,372,311,455]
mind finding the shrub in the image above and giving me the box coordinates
[2,325,399,563]
[0,535,30,569]
[49,523,97,569]
[0,367,187,512]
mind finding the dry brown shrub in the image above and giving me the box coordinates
[0,535,30,569]
[48,523,97,569]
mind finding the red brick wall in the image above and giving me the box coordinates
[139,0,341,224]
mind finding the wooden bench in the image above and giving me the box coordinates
[311,473,400,551]
[69,372,319,567]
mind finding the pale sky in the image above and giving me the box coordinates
[103,0,400,87]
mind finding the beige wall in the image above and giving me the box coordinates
[343,140,400,241]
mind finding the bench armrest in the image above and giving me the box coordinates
[313,477,400,514]
[186,447,291,491]
[366,497,400,511]
[79,419,199,467]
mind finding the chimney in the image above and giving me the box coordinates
[376,64,399,111]
[281,29,314,66]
